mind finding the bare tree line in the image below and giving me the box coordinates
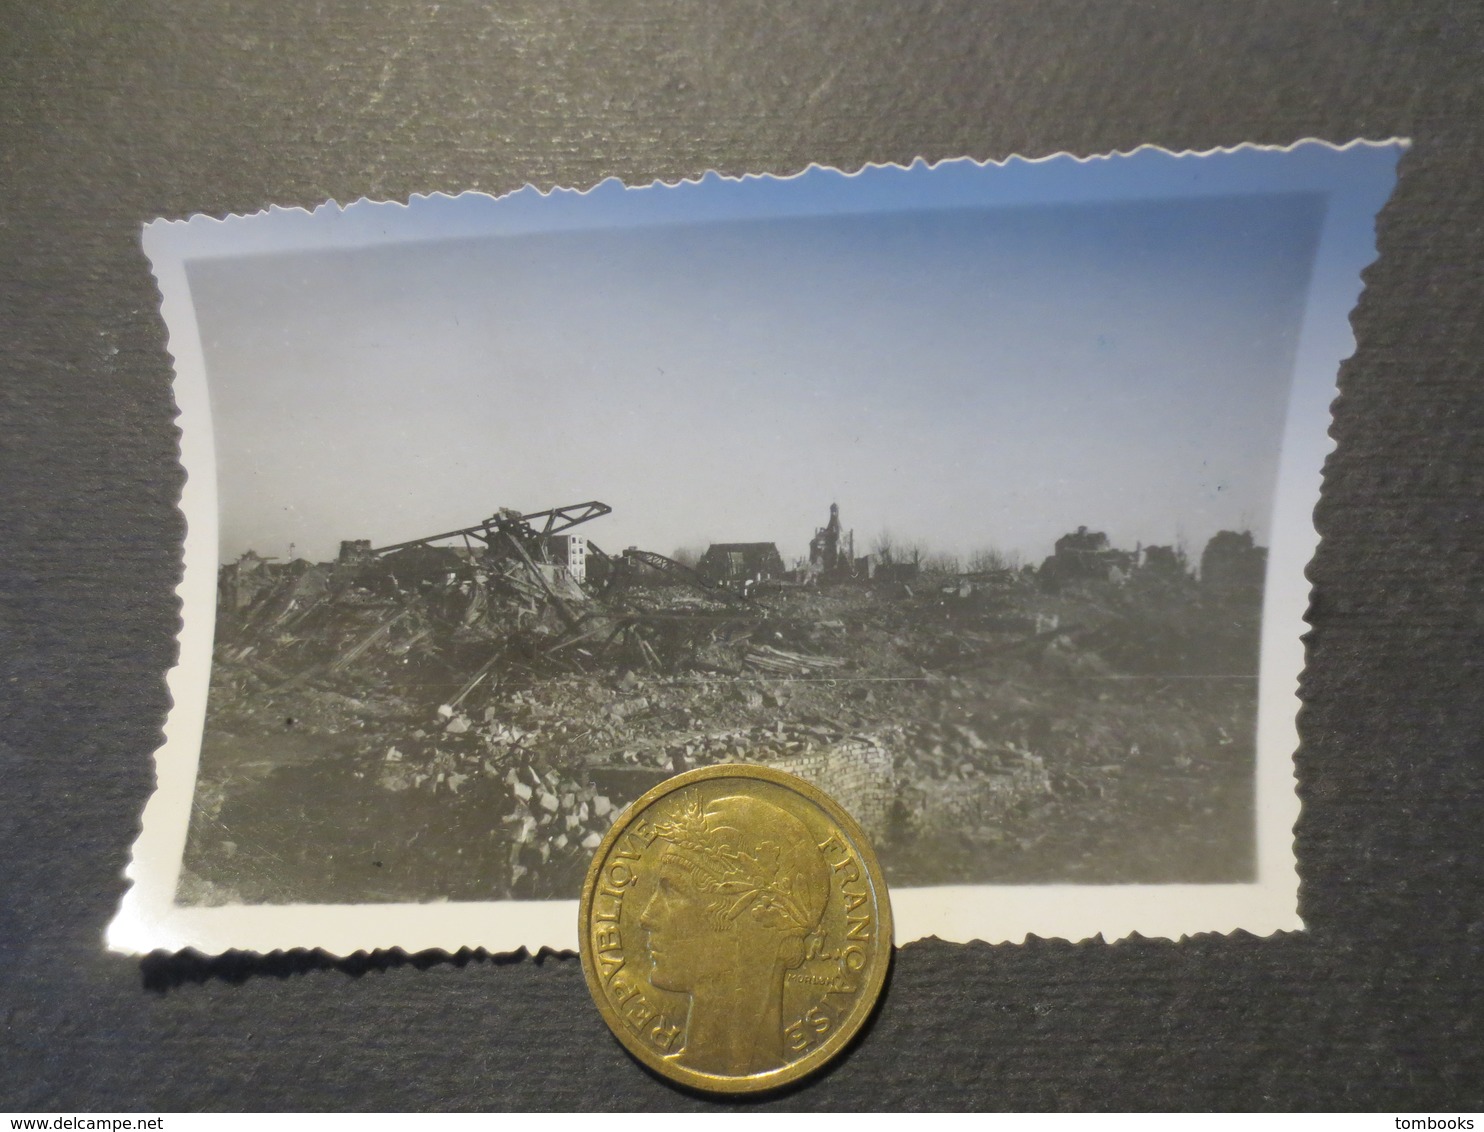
[871,530,1023,575]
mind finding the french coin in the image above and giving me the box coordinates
[579,764,892,1094]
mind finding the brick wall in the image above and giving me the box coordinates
[753,739,896,845]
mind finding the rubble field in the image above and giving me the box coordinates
[182,543,1261,905]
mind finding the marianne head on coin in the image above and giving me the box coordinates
[641,790,833,1075]
[580,764,892,1094]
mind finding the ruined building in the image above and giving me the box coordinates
[548,534,588,585]
[1200,530,1267,597]
[337,539,373,567]
[217,550,278,611]
[809,502,856,577]
[1138,544,1188,578]
[1040,525,1135,585]
[697,542,786,587]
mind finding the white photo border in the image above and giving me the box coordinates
[108,139,1406,955]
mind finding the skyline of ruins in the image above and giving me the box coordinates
[187,165,1332,568]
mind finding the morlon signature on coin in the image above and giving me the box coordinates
[578,764,892,1093]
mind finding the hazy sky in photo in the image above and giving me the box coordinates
[190,187,1327,567]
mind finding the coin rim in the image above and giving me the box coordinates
[578,762,894,1095]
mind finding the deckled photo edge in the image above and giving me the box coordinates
[137,137,1403,232]
[109,138,1406,957]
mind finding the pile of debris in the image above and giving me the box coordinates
[183,502,1267,903]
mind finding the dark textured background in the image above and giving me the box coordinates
[2,0,1481,1112]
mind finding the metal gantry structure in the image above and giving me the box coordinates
[611,547,746,603]
[369,500,613,557]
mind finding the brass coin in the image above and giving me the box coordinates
[578,764,892,1094]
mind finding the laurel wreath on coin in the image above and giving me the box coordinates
[652,790,817,932]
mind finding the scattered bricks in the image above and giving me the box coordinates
[539,791,559,812]
[953,724,989,752]
[585,766,670,801]
[581,831,603,850]
[377,766,413,793]
[593,796,612,818]
[734,686,765,710]
[609,696,650,720]
[445,714,471,734]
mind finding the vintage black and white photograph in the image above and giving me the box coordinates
[111,142,1403,954]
